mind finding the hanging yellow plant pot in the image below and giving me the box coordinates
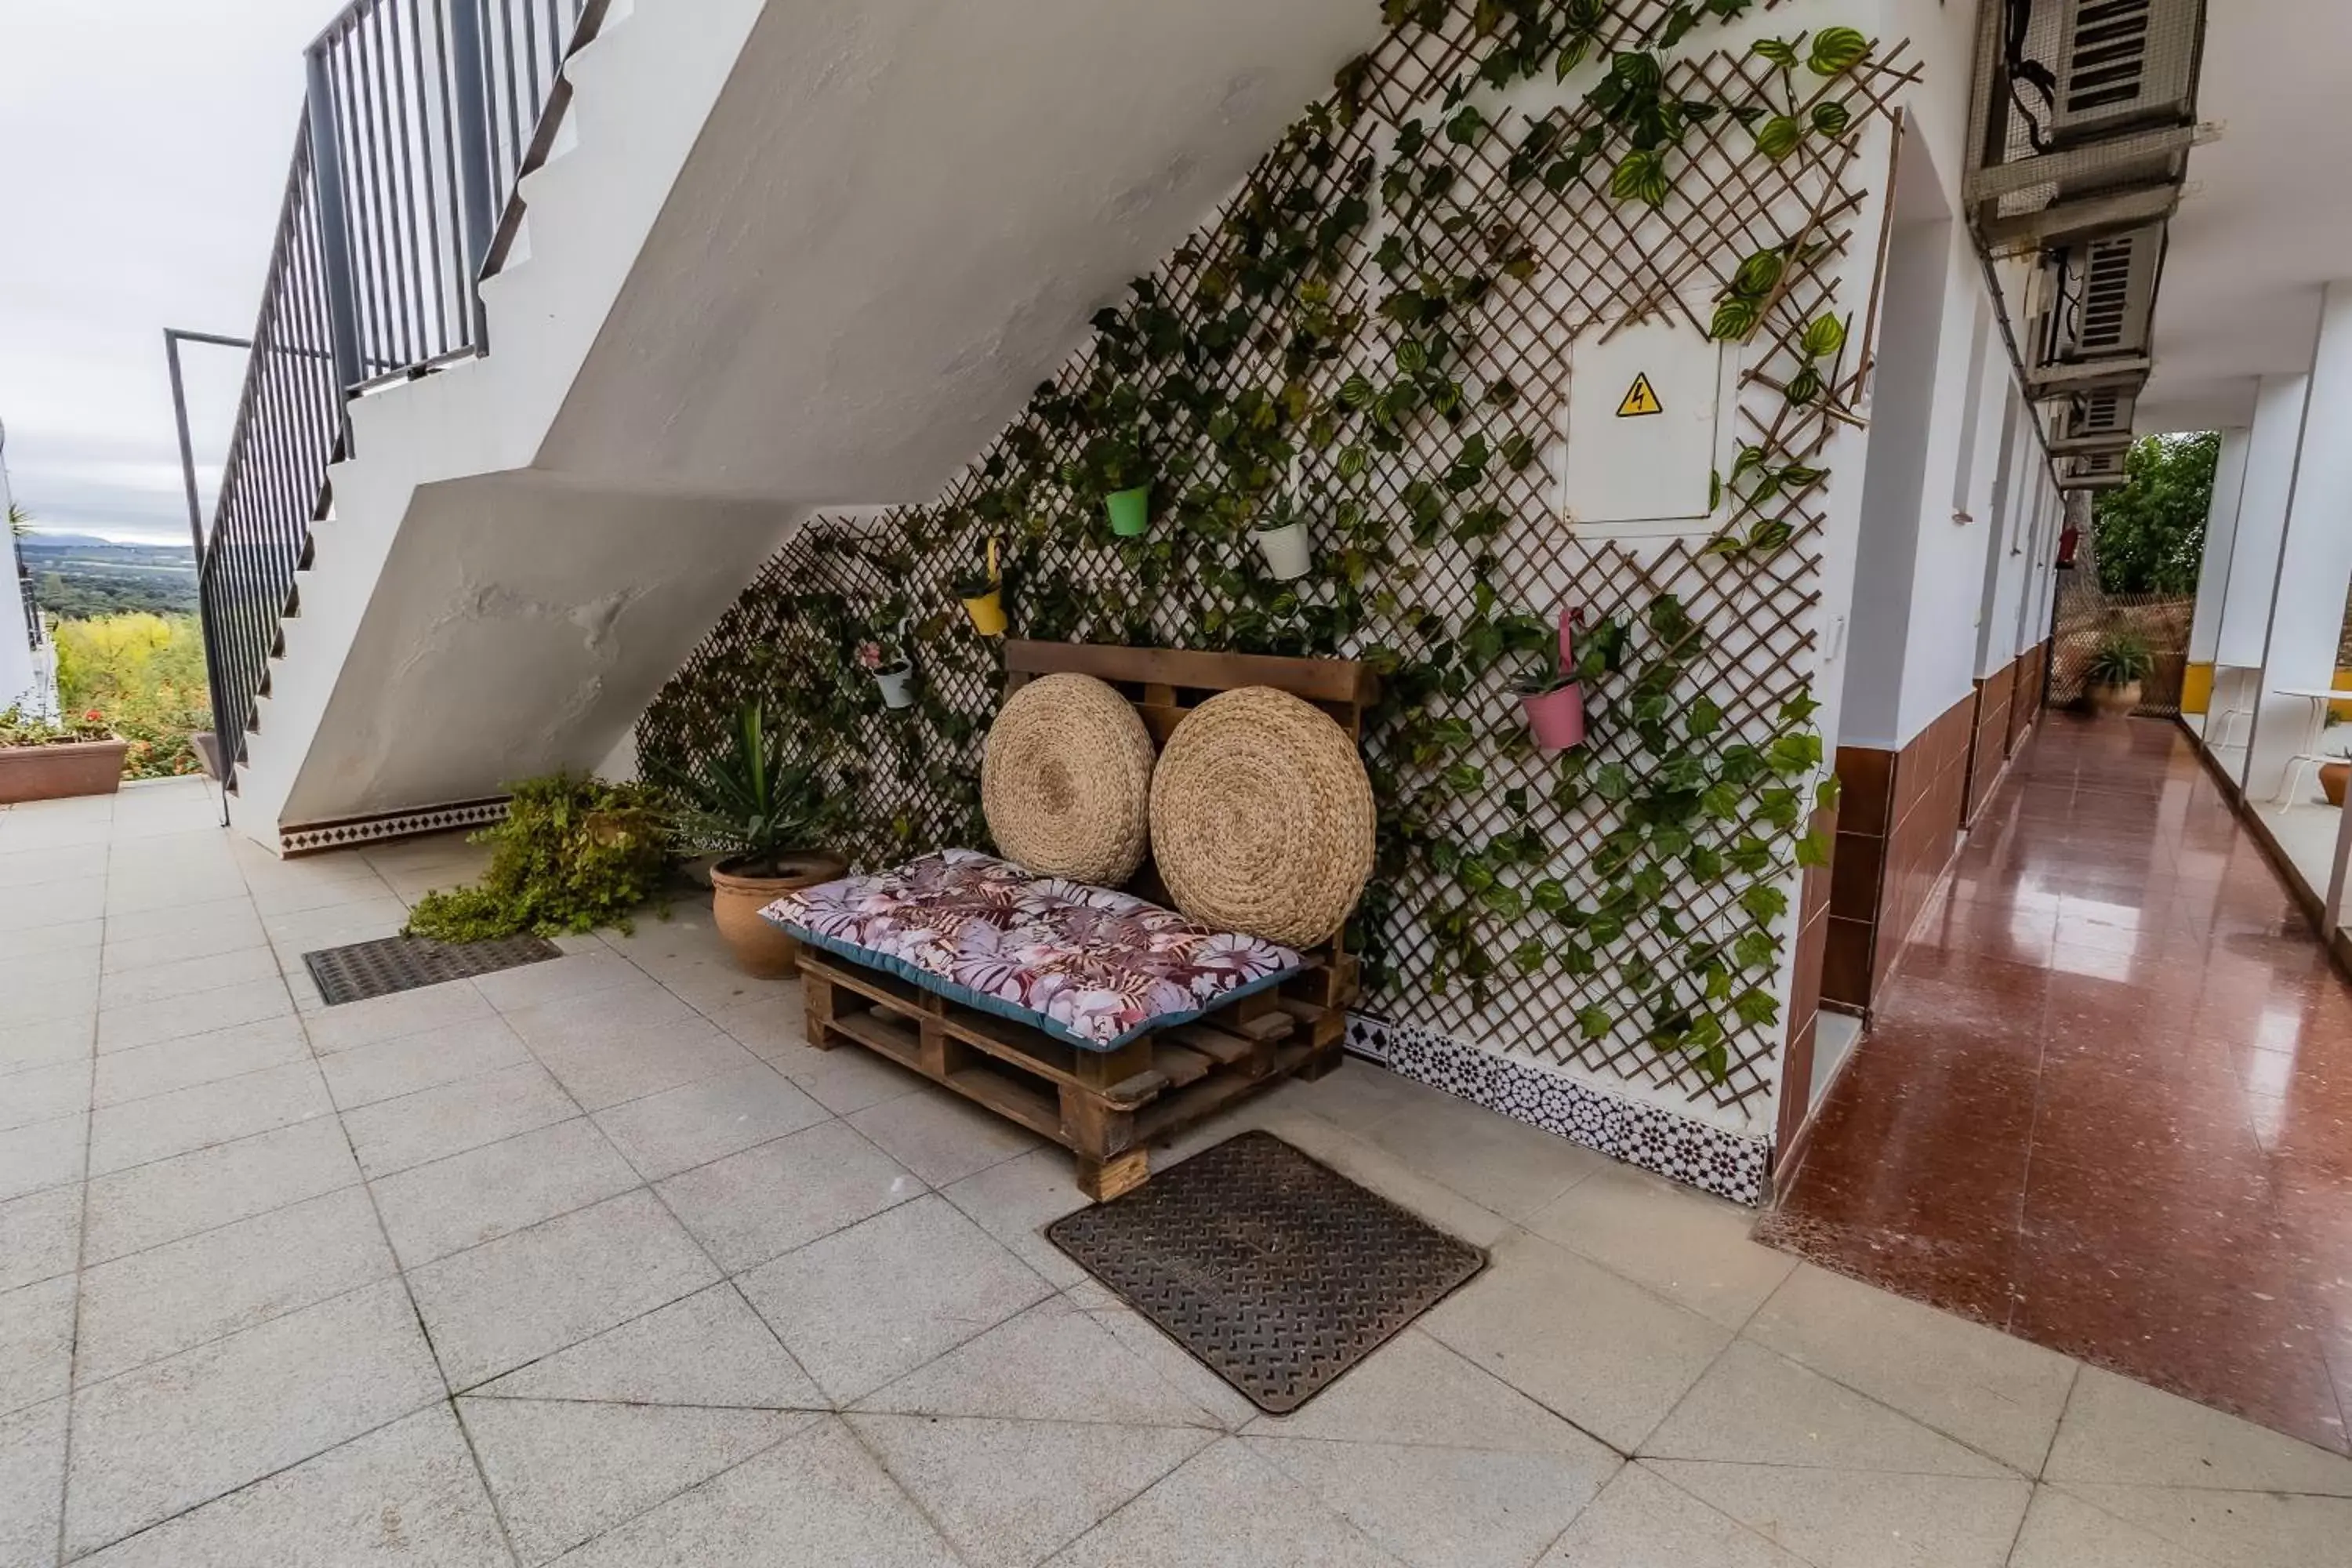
[956,535,1007,637]
[961,587,1007,637]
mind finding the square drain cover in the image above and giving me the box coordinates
[1047,1130,1485,1412]
[303,934,562,1006]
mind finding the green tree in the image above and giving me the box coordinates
[2093,432,2220,595]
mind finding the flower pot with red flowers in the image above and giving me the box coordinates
[858,635,916,710]
[0,706,128,804]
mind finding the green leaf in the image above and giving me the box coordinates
[1766,733,1824,775]
[1755,114,1805,161]
[1481,881,1527,920]
[1811,98,1854,138]
[1740,884,1789,924]
[1444,761,1486,795]
[1338,374,1376,411]
[1575,1006,1613,1043]
[1610,149,1671,207]
[1708,469,1723,510]
[1686,694,1723,738]
[1733,931,1778,971]
[1593,763,1632,802]
[1808,26,1871,75]
[1752,36,1800,69]
[1337,444,1370,481]
[1733,987,1782,1028]
[1795,826,1833,867]
[1445,104,1488,146]
[1396,339,1429,376]
[1532,878,1571,913]
[1786,363,1824,406]
[1709,298,1759,341]
[1511,938,1549,975]
[1732,249,1785,299]
[1800,314,1847,359]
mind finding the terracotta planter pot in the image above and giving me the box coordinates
[2088,680,2142,718]
[0,739,129,804]
[710,851,849,978]
[2322,760,2350,808]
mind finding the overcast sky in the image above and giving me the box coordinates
[1,0,329,545]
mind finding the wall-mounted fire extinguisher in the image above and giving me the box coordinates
[2056,524,2080,568]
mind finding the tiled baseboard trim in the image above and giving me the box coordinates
[1344,1014,1772,1205]
[280,797,510,857]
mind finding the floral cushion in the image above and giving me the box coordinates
[760,849,1303,1051]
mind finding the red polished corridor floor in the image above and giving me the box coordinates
[1762,713,2352,1454]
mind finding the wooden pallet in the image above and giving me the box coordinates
[799,641,1374,1199]
[800,949,1352,1199]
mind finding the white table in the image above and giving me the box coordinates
[2269,685,2350,805]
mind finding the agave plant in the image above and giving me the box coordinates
[652,701,829,878]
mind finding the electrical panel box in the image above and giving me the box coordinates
[1559,316,1731,535]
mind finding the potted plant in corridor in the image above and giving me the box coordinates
[0,706,129,804]
[655,700,845,977]
[2085,629,2153,719]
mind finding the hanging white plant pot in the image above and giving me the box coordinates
[1253,520,1314,581]
[873,662,915,710]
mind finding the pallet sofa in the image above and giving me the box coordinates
[772,641,1375,1199]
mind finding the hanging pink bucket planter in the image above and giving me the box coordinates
[1521,611,1587,756]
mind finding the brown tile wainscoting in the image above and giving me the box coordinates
[1820,642,2052,1016]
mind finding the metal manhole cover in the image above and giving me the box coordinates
[303,934,562,1006]
[1047,1131,1485,1413]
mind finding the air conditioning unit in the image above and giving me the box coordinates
[2027,223,2165,392]
[2058,448,2130,491]
[2051,387,2138,454]
[2049,0,2205,147]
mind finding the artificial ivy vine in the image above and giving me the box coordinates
[642,0,1886,1098]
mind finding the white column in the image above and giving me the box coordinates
[2185,427,2252,671]
[2216,375,2312,780]
[2249,285,2352,803]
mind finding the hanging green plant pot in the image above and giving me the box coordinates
[1105,485,1152,538]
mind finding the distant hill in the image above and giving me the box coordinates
[16,535,198,619]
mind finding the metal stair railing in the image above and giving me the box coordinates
[198,0,590,790]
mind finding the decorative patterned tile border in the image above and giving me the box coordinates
[1344,1014,1772,1206]
[279,797,509,857]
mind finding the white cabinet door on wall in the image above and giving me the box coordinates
[1559,312,1740,537]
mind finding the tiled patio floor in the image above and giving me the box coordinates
[4,777,2349,1566]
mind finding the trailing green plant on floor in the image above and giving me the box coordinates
[404,774,670,942]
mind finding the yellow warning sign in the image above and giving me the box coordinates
[1616,373,1664,418]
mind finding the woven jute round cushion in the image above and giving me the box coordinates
[1149,686,1375,946]
[982,673,1156,886]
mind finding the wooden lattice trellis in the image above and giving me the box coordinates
[641,0,1922,1126]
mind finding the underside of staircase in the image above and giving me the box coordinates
[217,0,1376,854]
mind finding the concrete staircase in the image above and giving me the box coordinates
[225,0,1374,851]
